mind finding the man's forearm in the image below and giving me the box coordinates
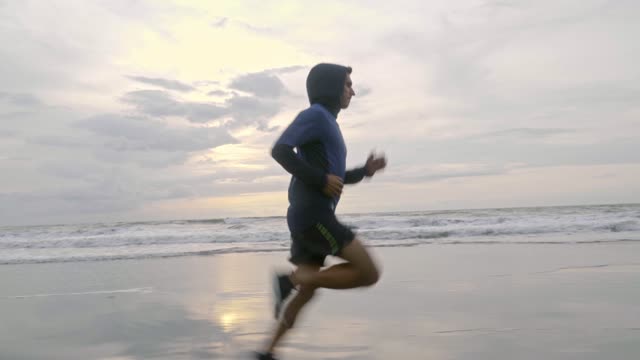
[344,166,368,184]
[271,144,326,188]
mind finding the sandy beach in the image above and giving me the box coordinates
[2,242,640,359]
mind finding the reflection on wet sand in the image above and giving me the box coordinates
[1,245,640,359]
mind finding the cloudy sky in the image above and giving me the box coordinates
[1,0,639,226]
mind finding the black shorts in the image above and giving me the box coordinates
[289,213,355,267]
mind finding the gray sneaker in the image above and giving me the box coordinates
[273,272,294,319]
[254,351,278,360]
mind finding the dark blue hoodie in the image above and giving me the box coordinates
[272,63,367,233]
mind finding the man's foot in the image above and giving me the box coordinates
[254,351,278,360]
[273,272,295,319]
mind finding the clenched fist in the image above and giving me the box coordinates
[323,174,343,198]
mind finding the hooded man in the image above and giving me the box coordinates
[256,63,387,359]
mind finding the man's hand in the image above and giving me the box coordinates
[365,152,387,177]
[323,174,344,198]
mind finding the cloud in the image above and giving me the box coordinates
[184,102,230,123]
[1,162,172,223]
[126,75,195,92]
[36,160,104,181]
[2,0,638,226]
[0,111,31,120]
[210,16,282,36]
[473,128,577,139]
[0,190,139,220]
[213,70,292,129]
[207,90,229,97]
[0,92,42,107]
[75,114,237,153]
[194,80,220,86]
[121,90,228,123]
[0,2,146,94]
[121,90,182,116]
[238,21,278,35]
[29,135,91,148]
[229,71,286,98]
[1,156,284,225]
[267,65,306,74]
[134,167,287,200]
[0,129,17,138]
[122,74,286,129]
[356,86,372,97]
[390,163,510,183]
[549,82,640,107]
[39,113,239,169]
[211,17,228,28]
[393,137,640,170]
[225,94,280,130]
[0,164,215,222]
[360,0,640,164]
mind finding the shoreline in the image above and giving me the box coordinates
[2,235,640,267]
[2,202,638,229]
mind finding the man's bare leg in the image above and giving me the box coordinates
[264,264,320,354]
[262,240,380,355]
[293,239,380,289]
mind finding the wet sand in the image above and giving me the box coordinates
[1,242,640,359]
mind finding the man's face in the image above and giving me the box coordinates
[340,73,355,109]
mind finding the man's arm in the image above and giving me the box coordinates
[271,144,326,189]
[344,166,367,184]
[272,110,345,197]
[272,110,327,189]
[344,152,387,185]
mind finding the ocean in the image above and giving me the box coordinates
[1,204,639,265]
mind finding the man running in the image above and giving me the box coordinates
[256,63,387,360]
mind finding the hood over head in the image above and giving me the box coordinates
[306,63,351,117]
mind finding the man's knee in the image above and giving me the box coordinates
[361,263,381,287]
